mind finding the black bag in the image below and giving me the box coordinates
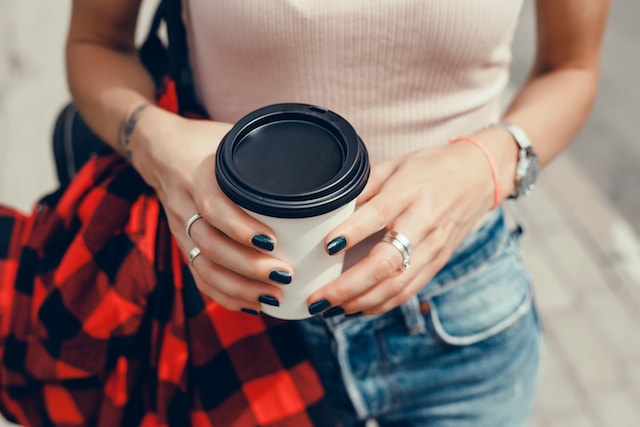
[52,0,204,187]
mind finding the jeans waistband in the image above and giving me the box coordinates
[426,207,508,294]
[329,208,510,333]
[396,208,509,335]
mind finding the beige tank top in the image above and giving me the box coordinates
[182,1,525,267]
[182,0,524,163]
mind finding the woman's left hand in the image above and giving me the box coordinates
[308,141,501,315]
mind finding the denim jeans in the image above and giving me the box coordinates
[298,208,543,427]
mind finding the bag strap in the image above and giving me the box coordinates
[138,6,169,89]
[160,0,207,116]
[139,0,207,117]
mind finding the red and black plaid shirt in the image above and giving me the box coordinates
[0,80,336,427]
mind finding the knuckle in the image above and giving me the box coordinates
[371,201,391,227]
[433,231,448,248]
[197,196,218,220]
[332,285,353,304]
[245,261,266,281]
[325,283,356,306]
[195,269,218,293]
[386,277,406,295]
[349,220,367,240]
[373,255,398,282]
[368,305,388,316]
[199,240,220,262]
[397,289,415,306]
[431,252,449,271]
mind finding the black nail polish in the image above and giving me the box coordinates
[345,311,363,319]
[327,236,347,255]
[252,234,275,251]
[308,299,331,315]
[258,295,280,307]
[322,306,345,319]
[241,308,260,316]
[269,270,292,285]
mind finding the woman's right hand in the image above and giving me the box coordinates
[66,0,289,314]
[134,106,292,314]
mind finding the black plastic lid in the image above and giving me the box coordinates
[216,103,370,218]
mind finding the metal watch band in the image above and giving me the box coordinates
[497,122,538,199]
[500,122,532,150]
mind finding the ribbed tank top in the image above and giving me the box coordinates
[182,0,524,164]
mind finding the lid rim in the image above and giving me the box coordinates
[216,103,370,219]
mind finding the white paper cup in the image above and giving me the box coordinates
[216,103,370,319]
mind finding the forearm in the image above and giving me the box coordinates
[65,35,192,191]
[470,0,609,203]
[66,40,157,150]
[65,0,184,186]
[472,65,600,201]
[502,66,599,167]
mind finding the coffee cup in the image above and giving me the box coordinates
[216,103,370,319]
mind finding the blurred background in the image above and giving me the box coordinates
[0,1,638,426]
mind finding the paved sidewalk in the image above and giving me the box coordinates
[518,156,640,426]
[2,2,640,427]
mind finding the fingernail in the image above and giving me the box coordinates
[241,308,260,316]
[345,311,363,318]
[308,299,331,315]
[269,269,292,285]
[252,234,274,251]
[259,295,280,307]
[327,236,347,255]
[322,306,345,319]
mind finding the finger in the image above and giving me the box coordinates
[318,195,434,309]
[170,196,293,298]
[191,254,284,311]
[308,239,406,314]
[354,243,448,315]
[191,170,278,252]
[363,217,479,315]
[325,188,409,256]
[356,159,399,205]
[189,218,294,286]
[338,222,454,314]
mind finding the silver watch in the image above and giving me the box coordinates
[499,122,539,199]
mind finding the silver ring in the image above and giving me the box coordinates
[185,213,203,239]
[188,246,201,266]
[382,231,413,270]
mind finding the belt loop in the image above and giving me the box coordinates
[401,296,427,335]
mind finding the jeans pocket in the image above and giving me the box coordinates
[421,231,533,346]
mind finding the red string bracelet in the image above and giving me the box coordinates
[449,136,501,210]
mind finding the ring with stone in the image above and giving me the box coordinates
[382,231,413,271]
[185,213,204,239]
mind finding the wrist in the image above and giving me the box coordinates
[449,136,501,210]
[125,104,183,190]
[468,127,519,202]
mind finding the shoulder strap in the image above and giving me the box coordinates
[139,0,207,117]
[161,0,207,116]
[138,6,168,88]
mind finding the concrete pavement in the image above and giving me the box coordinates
[519,156,640,426]
[2,2,640,426]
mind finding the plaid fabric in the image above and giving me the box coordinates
[0,80,337,426]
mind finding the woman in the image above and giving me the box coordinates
[65,0,610,425]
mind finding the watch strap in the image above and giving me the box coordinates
[497,122,538,198]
